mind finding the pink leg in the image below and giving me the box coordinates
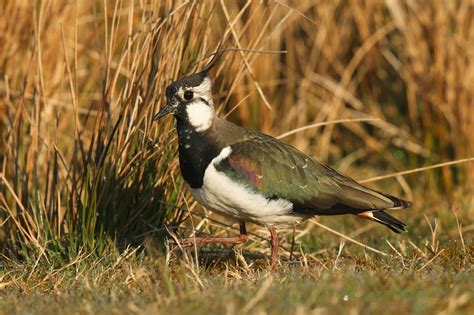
[269,227,279,270]
[176,222,247,247]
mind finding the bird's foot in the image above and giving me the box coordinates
[168,222,248,248]
[169,234,248,248]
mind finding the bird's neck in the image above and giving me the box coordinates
[175,117,220,188]
[182,100,215,132]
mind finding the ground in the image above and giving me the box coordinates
[2,216,473,315]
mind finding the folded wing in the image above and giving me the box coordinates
[213,135,411,231]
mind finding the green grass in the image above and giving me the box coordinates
[2,198,473,314]
[1,235,472,315]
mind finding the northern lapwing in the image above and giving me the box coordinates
[154,52,412,268]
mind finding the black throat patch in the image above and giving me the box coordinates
[175,116,220,188]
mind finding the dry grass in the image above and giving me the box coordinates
[0,1,473,314]
[1,227,473,314]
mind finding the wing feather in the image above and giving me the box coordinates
[214,135,403,215]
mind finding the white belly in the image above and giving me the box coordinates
[187,147,306,226]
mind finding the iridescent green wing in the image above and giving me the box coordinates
[214,135,396,214]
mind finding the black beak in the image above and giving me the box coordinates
[153,102,174,121]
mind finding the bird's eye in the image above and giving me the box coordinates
[184,90,194,100]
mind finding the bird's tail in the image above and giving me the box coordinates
[358,210,408,233]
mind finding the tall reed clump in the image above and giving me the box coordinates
[0,1,220,261]
[1,1,472,261]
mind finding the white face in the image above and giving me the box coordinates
[176,77,214,106]
[180,77,215,132]
[186,102,214,132]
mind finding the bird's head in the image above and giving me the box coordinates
[154,50,225,132]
